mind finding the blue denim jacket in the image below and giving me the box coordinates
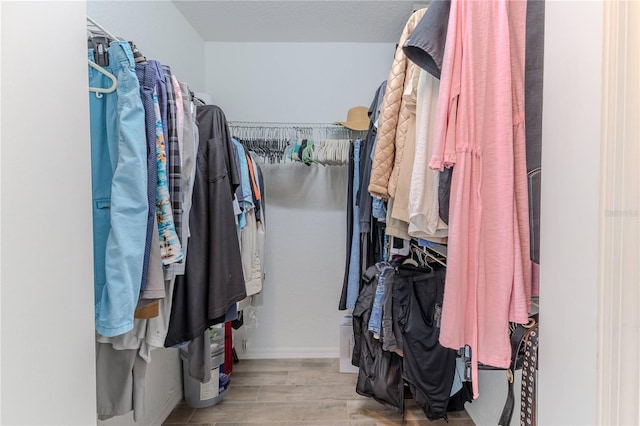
[368,263,394,337]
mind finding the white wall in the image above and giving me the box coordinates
[87,0,206,91]
[0,2,97,424]
[237,164,351,358]
[538,1,603,424]
[205,42,394,357]
[205,42,394,122]
[0,2,4,422]
[597,2,640,423]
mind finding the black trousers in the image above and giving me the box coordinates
[395,267,457,420]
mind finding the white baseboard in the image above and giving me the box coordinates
[237,346,339,359]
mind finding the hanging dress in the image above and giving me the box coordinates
[428,0,532,398]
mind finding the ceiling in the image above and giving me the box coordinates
[172,1,429,43]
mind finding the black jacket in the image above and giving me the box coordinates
[352,264,405,412]
[352,264,463,420]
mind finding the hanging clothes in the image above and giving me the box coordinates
[340,82,387,311]
[384,66,425,243]
[395,266,458,421]
[388,66,419,232]
[345,139,362,309]
[407,70,448,241]
[164,81,201,280]
[95,81,201,422]
[162,65,183,248]
[352,261,468,419]
[141,83,200,354]
[231,139,252,229]
[96,342,147,422]
[403,0,452,80]
[403,0,453,235]
[339,142,356,310]
[352,264,405,413]
[358,81,387,235]
[368,8,427,200]
[245,152,267,311]
[165,105,246,347]
[525,0,545,265]
[153,86,183,265]
[89,37,200,420]
[366,263,394,338]
[428,0,531,398]
[134,58,159,294]
[360,83,388,271]
[239,151,267,302]
[89,39,149,422]
[89,21,243,419]
[89,40,148,338]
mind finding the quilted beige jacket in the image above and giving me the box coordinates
[368,8,427,200]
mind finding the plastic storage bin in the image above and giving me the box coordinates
[182,325,230,408]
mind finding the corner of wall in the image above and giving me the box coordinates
[0,1,4,421]
[87,0,206,91]
[2,2,96,424]
[538,1,604,424]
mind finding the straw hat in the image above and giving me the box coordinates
[338,106,370,131]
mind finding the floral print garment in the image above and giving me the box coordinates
[153,91,183,264]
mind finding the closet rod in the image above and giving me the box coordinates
[87,16,118,41]
[228,121,351,129]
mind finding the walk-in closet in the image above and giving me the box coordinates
[2,1,639,426]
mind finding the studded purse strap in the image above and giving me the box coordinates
[498,315,538,426]
[497,323,529,426]
[520,323,539,426]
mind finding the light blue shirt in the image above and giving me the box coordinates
[89,42,148,337]
[232,139,253,229]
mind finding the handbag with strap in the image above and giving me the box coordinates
[518,317,539,426]
[469,314,539,425]
[498,314,539,426]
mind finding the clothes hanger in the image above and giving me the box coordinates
[279,128,287,163]
[403,246,433,272]
[88,60,117,98]
[425,242,448,258]
[342,139,350,164]
[402,247,420,267]
[418,249,434,272]
[420,245,447,268]
[87,16,118,41]
[318,141,328,166]
[86,17,119,98]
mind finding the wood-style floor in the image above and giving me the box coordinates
[163,358,475,426]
